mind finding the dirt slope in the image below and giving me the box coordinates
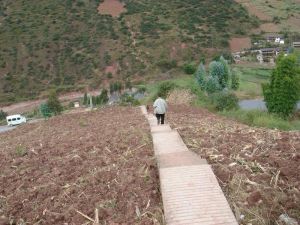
[0,107,163,225]
[168,105,300,225]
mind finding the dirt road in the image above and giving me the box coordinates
[1,91,99,115]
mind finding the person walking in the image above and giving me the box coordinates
[153,96,167,125]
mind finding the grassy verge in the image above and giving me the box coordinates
[142,74,300,131]
[220,109,300,131]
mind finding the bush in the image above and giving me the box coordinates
[183,63,197,74]
[156,81,176,99]
[210,91,238,111]
[40,103,52,118]
[120,93,140,106]
[0,110,8,120]
[231,70,239,90]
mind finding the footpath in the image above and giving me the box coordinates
[140,106,238,225]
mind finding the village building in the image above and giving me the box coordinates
[292,41,300,48]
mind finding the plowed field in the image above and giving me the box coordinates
[168,105,300,225]
[0,107,162,225]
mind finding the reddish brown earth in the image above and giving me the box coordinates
[229,37,252,52]
[98,0,126,17]
[0,107,163,225]
[167,105,300,225]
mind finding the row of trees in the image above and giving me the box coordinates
[83,89,109,107]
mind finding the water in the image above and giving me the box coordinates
[239,99,300,110]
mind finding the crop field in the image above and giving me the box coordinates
[236,0,300,32]
[0,107,163,224]
[168,105,300,225]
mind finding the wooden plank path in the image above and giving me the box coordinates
[140,106,238,225]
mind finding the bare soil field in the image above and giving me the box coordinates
[97,0,126,17]
[258,23,280,33]
[0,107,162,224]
[229,37,252,52]
[168,105,300,225]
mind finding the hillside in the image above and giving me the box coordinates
[0,0,258,105]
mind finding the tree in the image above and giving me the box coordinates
[47,90,63,115]
[99,89,109,104]
[83,92,88,106]
[195,63,206,90]
[0,110,8,120]
[263,54,300,118]
[209,61,226,88]
[219,56,230,87]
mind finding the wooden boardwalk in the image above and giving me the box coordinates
[141,106,238,225]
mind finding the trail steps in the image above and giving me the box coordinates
[141,106,238,225]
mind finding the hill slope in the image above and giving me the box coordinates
[0,107,162,224]
[0,0,258,105]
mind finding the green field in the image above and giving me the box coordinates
[233,65,272,99]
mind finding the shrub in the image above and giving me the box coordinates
[47,90,63,115]
[183,63,197,74]
[231,70,240,90]
[0,110,8,120]
[156,81,176,99]
[263,54,299,118]
[15,145,27,157]
[40,103,52,118]
[210,91,238,111]
[120,93,140,106]
[110,81,123,93]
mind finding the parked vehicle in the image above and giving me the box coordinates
[6,114,26,126]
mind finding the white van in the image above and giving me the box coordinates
[6,114,27,126]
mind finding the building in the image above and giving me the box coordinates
[292,42,300,48]
[264,33,284,42]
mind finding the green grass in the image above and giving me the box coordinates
[233,66,272,99]
[220,109,300,131]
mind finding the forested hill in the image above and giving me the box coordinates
[0,0,258,105]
